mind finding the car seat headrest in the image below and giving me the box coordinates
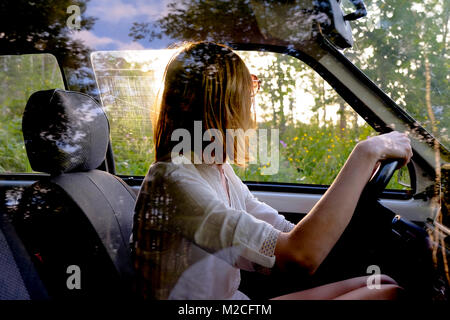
[22,89,109,175]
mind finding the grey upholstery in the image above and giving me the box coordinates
[0,212,48,300]
[0,224,30,300]
[51,170,135,277]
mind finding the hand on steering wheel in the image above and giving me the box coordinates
[363,131,413,168]
[360,131,413,199]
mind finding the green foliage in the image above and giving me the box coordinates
[345,0,449,148]
[0,54,65,173]
[0,116,30,173]
[111,123,154,176]
[234,121,376,184]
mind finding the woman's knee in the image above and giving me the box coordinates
[377,284,404,300]
[350,274,398,288]
[379,274,398,285]
[334,283,403,300]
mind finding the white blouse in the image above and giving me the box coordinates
[132,156,295,300]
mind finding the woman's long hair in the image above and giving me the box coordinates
[153,42,256,164]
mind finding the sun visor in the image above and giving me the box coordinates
[251,0,367,49]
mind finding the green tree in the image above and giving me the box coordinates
[129,0,262,45]
[345,0,449,147]
[0,0,95,69]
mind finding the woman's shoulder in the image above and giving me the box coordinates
[145,156,203,183]
[140,158,221,203]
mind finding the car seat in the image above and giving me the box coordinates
[3,89,136,299]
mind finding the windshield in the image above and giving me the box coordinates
[342,0,449,149]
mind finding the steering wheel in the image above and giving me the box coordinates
[363,159,399,198]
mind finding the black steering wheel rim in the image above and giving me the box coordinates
[363,159,399,198]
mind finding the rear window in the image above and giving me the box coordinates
[0,54,65,173]
[91,50,174,175]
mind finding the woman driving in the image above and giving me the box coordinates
[131,42,412,300]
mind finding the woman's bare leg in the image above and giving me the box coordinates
[271,275,399,300]
[333,284,402,300]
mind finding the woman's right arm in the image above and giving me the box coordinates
[274,131,413,275]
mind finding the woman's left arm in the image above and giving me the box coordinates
[227,164,294,232]
[244,187,295,232]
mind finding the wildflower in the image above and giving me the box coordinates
[331,144,335,148]
[280,140,287,148]
[288,157,293,161]
[293,137,298,141]
[327,155,331,159]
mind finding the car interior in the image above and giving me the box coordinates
[0,0,449,301]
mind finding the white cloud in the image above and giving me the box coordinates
[116,41,146,50]
[72,30,115,47]
[72,30,145,50]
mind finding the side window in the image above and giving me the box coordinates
[238,51,409,190]
[92,50,408,190]
[235,51,378,185]
[0,54,65,173]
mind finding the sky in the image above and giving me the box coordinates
[72,0,173,51]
